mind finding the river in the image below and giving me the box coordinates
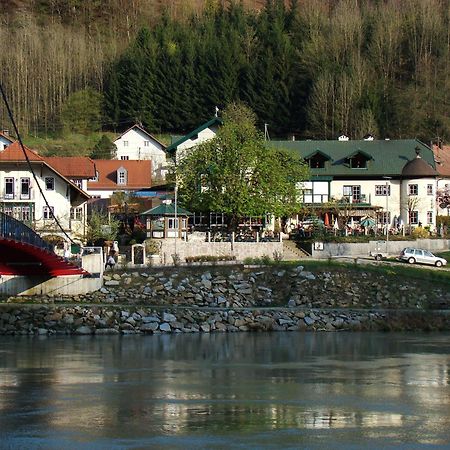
[0,332,449,449]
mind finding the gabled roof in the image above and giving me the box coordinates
[0,141,89,200]
[0,141,44,161]
[345,149,374,160]
[268,139,435,177]
[0,132,14,144]
[141,203,192,216]
[304,149,332,160]
[44,156,96,178]
[433,145,450,177]
[166,117,223,154]
[87,160,152,190]
[114,124,166,149]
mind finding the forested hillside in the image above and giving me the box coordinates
[0,0,449,148]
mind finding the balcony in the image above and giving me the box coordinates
[1,191,35,201]
[339,194,372,205]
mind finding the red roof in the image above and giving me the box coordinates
[45,156,96,178]
[433,145,450,177]
[87,160,152,190]
[0,141,44,161]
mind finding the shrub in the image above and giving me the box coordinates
[185,255,236,263]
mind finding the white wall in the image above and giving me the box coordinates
[114,128,167,177]
[176,125,219,162]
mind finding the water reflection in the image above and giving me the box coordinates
[0,333,449,448]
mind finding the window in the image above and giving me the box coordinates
[375,185,390,196]
[91,171,99,182]
[343,185,361,203]
[121,156,129,160]
[408,184,418,195]
[409,210,418,224]
[168,218,178,230]
[4,177,14,199]
[427,184,433,195]
[45,177,55,190]
[123,141,129,147]
[21,206,31,222]
[350,155,367,169]
[117,168,127,185]
[20,178,31,199]
[43,206,54,220]
[427,211,433,224]
[71,179,82,189]
[308,154,326,168]
[378,211,391,225]
[144,141,150,147]
[2,206,12,216]
[70,207,83,221]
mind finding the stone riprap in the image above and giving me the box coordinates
[0,304,448,335]
[1,265,449,335]
[5,265,447,310]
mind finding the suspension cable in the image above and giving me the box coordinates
[0,81,77,247]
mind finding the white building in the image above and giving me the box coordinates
[166,117,223,162]
[0,142,90,243]
[269,139,439,231]
[113,124,166,179]
[0,131,13,151]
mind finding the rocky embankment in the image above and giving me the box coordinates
[1,265,449,335]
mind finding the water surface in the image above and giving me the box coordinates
[0,332,449,449]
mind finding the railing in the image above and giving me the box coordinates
[0,190,34,200]
[0,211,53,252]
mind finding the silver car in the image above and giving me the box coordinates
[399,247,447,267]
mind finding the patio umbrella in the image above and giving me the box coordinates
[333,218,339,229]
[324,213,330,227]
[360,217,376,227]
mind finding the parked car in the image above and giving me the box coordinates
[399,247,447,267]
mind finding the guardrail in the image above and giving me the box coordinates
[0,211,53,252]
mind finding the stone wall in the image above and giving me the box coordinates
[1,264,449,335]
[1,303,448,335]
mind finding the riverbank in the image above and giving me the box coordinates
[1,264,449,335]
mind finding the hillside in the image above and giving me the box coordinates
[1,0,449,155]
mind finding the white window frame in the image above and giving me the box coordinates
[427,211,433,224]
[123,141,129,147]
[4,177,14,199]
[43,206,54,220]
[121,156,129,160]
[375,185,390,196]
[70,206,83,221]
[427,184,433,195]
[408,184,418,196]
[45,177,55,191]
[117,169,127,185]
[144,140,150,147]
[409,210,418,224]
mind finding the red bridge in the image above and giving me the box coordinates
[0,212,88,277]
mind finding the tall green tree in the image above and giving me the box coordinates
[175,103,309,230]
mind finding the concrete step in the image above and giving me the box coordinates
[282,240,310,260]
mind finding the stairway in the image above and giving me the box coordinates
[282,239,311,261]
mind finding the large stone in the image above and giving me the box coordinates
[104,280,120,286]
[75,326,93,335]
[159,322,172,332]
[141,322,159,332]
[163,312,177,322]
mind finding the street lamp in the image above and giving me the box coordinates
[383,176,391,254]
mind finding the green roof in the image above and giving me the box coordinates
[268,139,435,177]
[141,203,192,216]
[166,117,223,154]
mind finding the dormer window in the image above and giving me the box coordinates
[346,150,372,169]
[304,150,331,169]
[117,167,127,185]
[91,171,99,182]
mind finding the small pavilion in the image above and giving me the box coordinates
[141,201,192,239]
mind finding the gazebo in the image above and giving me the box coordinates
[141,203,192,239]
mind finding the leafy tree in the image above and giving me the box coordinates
[175,103,309,230]
[90,135,116,159]
[61,88,103,134]
[85,211,119,245]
